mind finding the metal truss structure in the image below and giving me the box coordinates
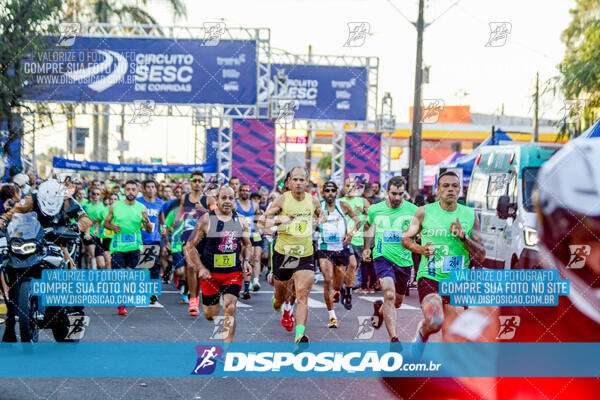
[22,23,390,188]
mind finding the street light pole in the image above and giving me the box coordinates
[408,0,425,197]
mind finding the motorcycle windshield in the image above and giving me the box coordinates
[7,212,43,240]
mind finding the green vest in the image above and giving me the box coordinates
[340,196,366,247]
[417,202,475,282]
[165,205,183,253]
[110,200,145,254]
[85,201,106,237]
[368,200,418,267]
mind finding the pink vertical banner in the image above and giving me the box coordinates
[232,119,275,190]
[344,131,381,184]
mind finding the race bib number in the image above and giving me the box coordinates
[431,245,450,271]
[382,230,403,243]
[323,231,341,243]
[119,233,136,244]
[252,232,261,241]
[214,254,236,268]
[287,221,308,236]
[441,255,465,273]
[104,229,114,238]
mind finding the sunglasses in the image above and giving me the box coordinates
[323,189,337,193]
[241,188,251,192]
[191,178,204,183]
[91,192,100,195]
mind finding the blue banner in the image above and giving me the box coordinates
[267,64,367,120]
[0,342,598,378]
[52,157,216,174]
[0,117,23,177]
[205,128,219,167]
[24,37,257,105]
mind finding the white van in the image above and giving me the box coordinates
[465,143,560,269]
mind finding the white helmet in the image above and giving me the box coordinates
[36,179,64,216]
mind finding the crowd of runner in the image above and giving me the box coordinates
[2,137,598,365]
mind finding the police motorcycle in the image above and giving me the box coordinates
[1,179,90,343]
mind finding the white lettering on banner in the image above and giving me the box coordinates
[216,54,247,66]
[331,78,357,89]
[222,69,240,78]
[288,87,317,100]
[336,90,352,99]
[223,351,413,373]
[135,65,193,84]
[287,79,318,87]
[135,53,194,65]
[337,101,350,110]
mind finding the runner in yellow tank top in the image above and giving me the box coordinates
[258,166,326,346]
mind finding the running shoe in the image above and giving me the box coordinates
[252,278,261,292]
[333,290,340,303]
[327,317,338,329]
[342,288,352,310]
[181,294,189,304]
[391,336,400,342]
[172,276,179,290]
[413,320,426,343]
[371,300,383,329]
[281,310,294,331]
[188,297,199,316]
[150,295,158,305]
[117,306,128,316]
[241,290,251,300]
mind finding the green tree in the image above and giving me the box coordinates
[62,0,187,162]
[317,153,332,181]
[0,0,63,165]
[553,0,600,138]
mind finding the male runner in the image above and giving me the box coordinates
[183,186,252,343]
[229,176,241,199]
[317,181,361,328]
[137,179,164,304]
[83,188,106,270]
[235,183,263,298]
[258,167,325,344]
[177,171,216,316]
[362,176,418,342]
[340,178,370,302]
[402,171,485,342]
[104,180,153,316]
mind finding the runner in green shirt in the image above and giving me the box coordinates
[402,171,486,344]
[362,176,417,342]
[83,188,107,269]
[103,180,153,316]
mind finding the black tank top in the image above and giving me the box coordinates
[199,210,243,273]
[184,193,208,210]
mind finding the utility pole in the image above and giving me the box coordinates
[305,44,313,173]
[408,0,425,197]
[119,105,125,163]
[532,72,539,142]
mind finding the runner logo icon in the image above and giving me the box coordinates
[354,316,375,340]
[191,345,222,375]
[567,245,590,269]
[496,315,520,340]
[485,22,512,47]
[210,316,234,340]
[344,22,370,47]
[57,22,81,47]
[64,50,128,92]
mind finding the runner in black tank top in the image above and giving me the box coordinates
[183,186,252,344]
[179,171,216,316]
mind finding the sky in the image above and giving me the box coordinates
[35,0,576,164]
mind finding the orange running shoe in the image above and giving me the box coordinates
[188,297,199,316]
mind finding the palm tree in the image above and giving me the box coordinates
[62,0,187,162]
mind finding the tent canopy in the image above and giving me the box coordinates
[450,129,513,176]
[439,152,466,166]
[578,119,600,139]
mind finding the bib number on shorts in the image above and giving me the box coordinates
[119,233,136,244]
[214,253,236,268]
[105,229,114,238]
[382,230,403,243]
[441,255,465,273]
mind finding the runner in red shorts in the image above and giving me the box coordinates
[184,186,252,343]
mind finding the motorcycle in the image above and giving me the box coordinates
[1,212,89,342]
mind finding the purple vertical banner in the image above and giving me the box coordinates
[344,132,381,184]
[232,119,275,191]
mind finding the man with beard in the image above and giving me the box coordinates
[103,180,153,316]
[316,181,361,328]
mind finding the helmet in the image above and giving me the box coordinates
[36,179,64,217]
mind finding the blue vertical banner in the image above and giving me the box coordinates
[205,128,219,167]
[0,117,23,179]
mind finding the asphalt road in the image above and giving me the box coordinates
[1,276,428,400]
